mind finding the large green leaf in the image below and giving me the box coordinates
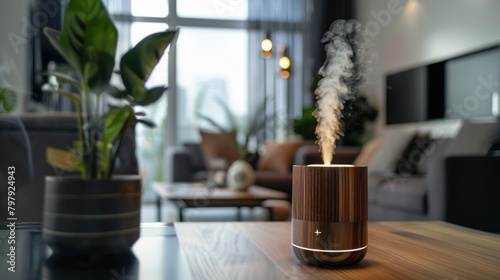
[120,29,178,103]
[43,28,75,71]
[136,86,166,106]
[0,87,17,112]
[103,107,133,146]
[102,107,136,177]
[46,147,81,171]
[58,0,117,90]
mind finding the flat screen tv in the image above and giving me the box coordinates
[386,67,428,125]
[385,46,500,125]
[445,47,500,119]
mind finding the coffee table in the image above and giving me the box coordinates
[175,221,500,279]
[2,221,499,279]
[152,182,288,222]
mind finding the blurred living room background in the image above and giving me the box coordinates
[1,0,499,229]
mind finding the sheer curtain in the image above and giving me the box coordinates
[248,0,312,144]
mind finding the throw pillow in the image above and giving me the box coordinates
[415,138,451,174]
[394,133,434,176]
[362,128,416,175]
[353,138,382,166]
[257,140,303,173]
[199,130,239,170]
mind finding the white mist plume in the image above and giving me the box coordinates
[313,19,370,165]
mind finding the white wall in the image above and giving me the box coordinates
[0,0,33,112]
[355,0,500,136]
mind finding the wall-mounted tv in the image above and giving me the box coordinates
[386,67,427,125]
[445,47,500,119]
[385,46,500,125]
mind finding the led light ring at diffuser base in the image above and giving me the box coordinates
[292,243,368,253]
[307,164,354,167]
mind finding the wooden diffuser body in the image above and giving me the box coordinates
[291,165,368,266]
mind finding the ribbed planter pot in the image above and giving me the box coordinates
[43,175,142,256]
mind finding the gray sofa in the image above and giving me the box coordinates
[0,113,138,222]
[365,119,500,233]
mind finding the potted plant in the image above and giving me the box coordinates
[294,76,377,147]
[41,0,178,256]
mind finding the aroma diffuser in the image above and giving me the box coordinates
[291,164,368,266]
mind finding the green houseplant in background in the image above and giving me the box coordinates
[195,95,267,190]
[294,75,377,146]
[41,0,178,256]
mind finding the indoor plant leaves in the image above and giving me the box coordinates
[42,0,179,179]
[57,0,117,91]
[120,30,177,104]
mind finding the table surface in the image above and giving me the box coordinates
[2,221,499,280]
[175,221,500,280]
[152,182,287,205]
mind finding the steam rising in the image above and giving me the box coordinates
[314,19,370,165]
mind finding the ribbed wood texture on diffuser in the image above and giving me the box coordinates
[292,165,367,222]
[291,165,368,265]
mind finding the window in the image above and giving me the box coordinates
[132,0,168,17]
[105,0,249,200]
[176,0,248,20]
[176,27,248,143]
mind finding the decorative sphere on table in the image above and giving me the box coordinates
[226,160,255,191]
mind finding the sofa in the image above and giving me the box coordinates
[0,113,138,222]
[166,118,500,231]
[362,118,500,232]
[165,142,361,202]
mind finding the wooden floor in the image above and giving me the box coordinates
[175,221,500,280]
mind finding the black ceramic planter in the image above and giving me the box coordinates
[43,175,142,256]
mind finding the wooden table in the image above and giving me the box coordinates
[152,182,288,221]
[175,221,500,279]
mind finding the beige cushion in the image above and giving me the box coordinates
[200,131,238,169]
[353,138,382,166]
[257,140,303,173]
[362,128,416,175]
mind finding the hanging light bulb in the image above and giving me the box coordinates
[279,56,291,70]
[279,45,291,79]
[261,32,272,58]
